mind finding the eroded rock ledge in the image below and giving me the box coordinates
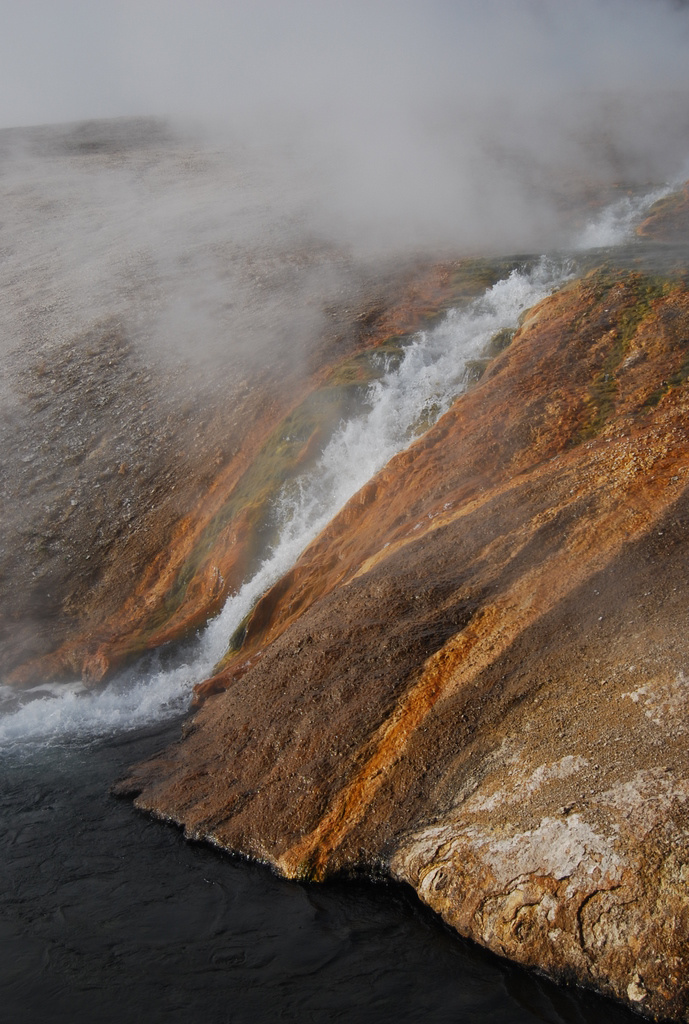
[117,261,689,1020]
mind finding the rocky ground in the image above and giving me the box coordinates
[118,227,689,1020]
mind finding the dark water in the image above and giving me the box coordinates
[0,718,641,1024]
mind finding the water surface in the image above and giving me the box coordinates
[1,720,640,1024]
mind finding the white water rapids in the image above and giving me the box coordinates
[0,186,671,746]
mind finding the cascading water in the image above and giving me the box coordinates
[8,163,680,748]
[0,257,571,746]
[2,173,676,744]
[574,183,675,249]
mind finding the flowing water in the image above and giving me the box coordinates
[0,256,571,744]
[0,194,667,1022]
[1,721,639,1024]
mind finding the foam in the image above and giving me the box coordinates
[574,183,674,249]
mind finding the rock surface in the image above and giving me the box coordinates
[118,258,689,1020]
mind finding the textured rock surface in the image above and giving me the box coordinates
[118,261,689,1020]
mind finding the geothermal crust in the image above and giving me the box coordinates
[118,255,689,1021]
[5,131,689,1020]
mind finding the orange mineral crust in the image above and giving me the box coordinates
[118,266,689,1020]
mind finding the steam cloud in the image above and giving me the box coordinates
[1,0,688,375]
[0,1,688,253]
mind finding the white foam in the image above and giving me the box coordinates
[574,184,675,249]
[0,664,196,747]
[0,256,578,748]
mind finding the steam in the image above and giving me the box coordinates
[575,183,677,248]
[1,0,687,378]
[1,0,688,261]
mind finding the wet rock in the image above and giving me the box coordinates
[119,265,689,1020]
